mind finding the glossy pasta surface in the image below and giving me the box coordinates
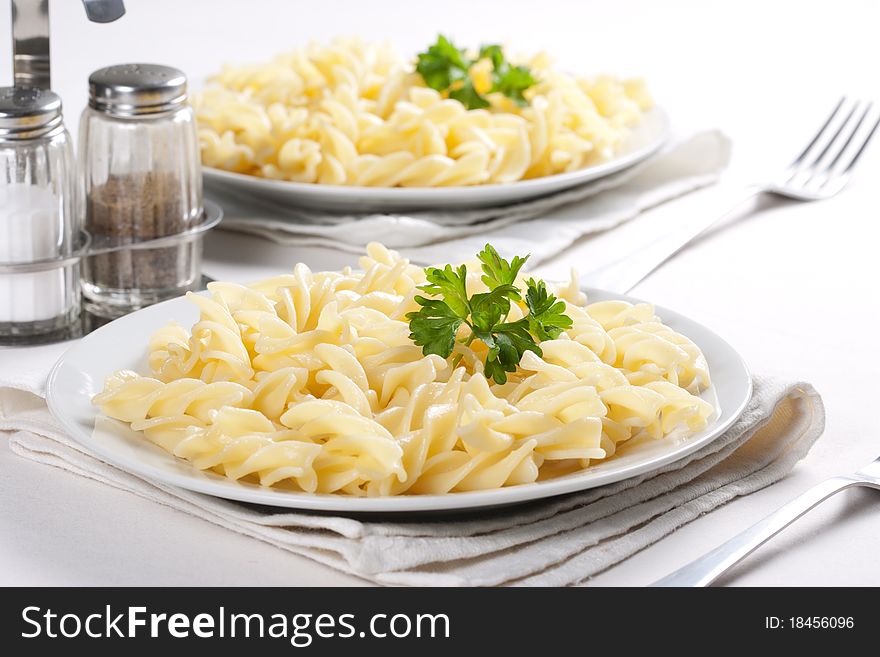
[93,244,713,496]
[194,39,651,187]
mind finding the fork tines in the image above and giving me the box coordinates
[786,96,880,193]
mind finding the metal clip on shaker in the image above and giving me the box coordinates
[11,1,127,89]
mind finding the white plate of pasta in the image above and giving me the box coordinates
[47,244,751,513]
[196,37,668,212]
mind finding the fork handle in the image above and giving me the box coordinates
[583,187,763,294]
[651,476,871,587]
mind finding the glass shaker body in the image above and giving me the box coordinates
[0,88,80,340]
[79,64,203,312]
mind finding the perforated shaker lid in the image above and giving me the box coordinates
[0,87,63,138]
[88,63,188,116]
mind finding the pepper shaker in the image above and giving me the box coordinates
[79,64,204,314]
[0,87,81,341]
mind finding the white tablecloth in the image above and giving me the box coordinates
[1,0,879,586]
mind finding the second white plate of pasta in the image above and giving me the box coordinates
[202,107,668,212]
[197,38,668,212]
[47,245,751,513]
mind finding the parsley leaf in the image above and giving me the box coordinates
[470,284,519,331]
[478,244,529,299]
[419,264,470,318]
[416,35,470,91]
[525,278,574,341]
[478,44,505,70]
[449,81,490,110]
[415,36,537,110]
[493,63,537,106]
[477,319,540,385]
[406,297,464,358]
[406,245,573,384]
[478,44,536,106]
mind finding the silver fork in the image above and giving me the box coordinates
[652,455,880,586]
[584,97,880,294]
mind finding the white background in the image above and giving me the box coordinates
[1,0,879,585]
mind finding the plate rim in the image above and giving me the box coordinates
[47,286,752,513]
[202,106,670,210]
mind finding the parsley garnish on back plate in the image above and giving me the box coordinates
[415,36,538,110]
[406,245,573,384]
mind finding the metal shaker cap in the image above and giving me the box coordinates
[88,63,187,117]
[0,86,63,140]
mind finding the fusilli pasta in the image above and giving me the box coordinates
[93,243,715,496]
[194,39,651,186]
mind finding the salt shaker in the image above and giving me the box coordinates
[79,64,204,313]
[0,86,80,341]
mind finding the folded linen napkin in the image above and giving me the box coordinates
[212,130,731,266]
[0,376,823,586]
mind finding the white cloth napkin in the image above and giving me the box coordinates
[0,375,823,586]
[213,130,731,266]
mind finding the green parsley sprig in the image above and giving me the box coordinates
[406,245,573,384]
[415,36,538,110]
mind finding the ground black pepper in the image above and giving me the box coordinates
[84,172,196,293]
